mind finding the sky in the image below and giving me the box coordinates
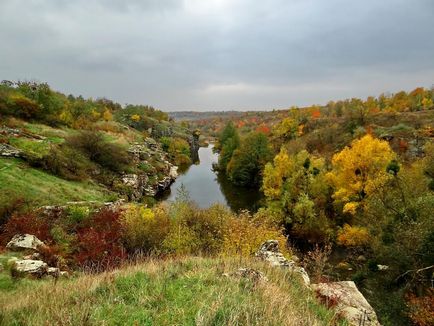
[0,0,433,111]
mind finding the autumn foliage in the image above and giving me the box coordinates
[76,208,126,269]
[0,212,52,245]
[406,289,434,326]
[336,224,370,247]
[327,134,395,214]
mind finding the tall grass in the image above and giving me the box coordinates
[0,256,345,326]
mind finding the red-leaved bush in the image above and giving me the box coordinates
[0,212,52,246]
[406,289,434,326]
[75,208,126,270]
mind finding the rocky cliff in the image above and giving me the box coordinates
[118,137,178,199]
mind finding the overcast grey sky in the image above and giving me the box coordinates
[1,0,433,111]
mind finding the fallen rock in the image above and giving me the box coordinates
[256,240,310,286]
[12,259,48,278]
[6,234,45,252]
[312,281,381,326]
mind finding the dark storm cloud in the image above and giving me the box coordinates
[0,0,433,110]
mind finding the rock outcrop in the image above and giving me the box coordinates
[256,240,381,325]
[120,139,178,199]
[312,281,381,326]
[256,240,310,286]
[12,259,48,278]
[6,234,69,279]
[0,144,22,157]
[6,234,45,252]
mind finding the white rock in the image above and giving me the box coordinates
[47,267,60,277]
[312,281,381,326]
[377,265,389,271]
[256,240,310,286]
[6,234,45,252]
[169,165,178,179]
[13,260,48,277]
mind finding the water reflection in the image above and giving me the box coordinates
[160,144,262,212]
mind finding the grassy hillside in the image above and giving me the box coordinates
[0,81,194,211]
[0,158,115,208]
[0,256,345,326]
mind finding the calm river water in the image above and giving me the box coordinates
[160,144,263,212]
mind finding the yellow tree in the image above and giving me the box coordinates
[327,134,395,214]
[263,149,292,199]
[272,117,298,141]
[103,109,113,121]
[131,114,141,122]
[422,97,433,110]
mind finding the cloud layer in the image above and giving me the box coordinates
[1,0,433,110]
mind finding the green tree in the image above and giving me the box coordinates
[226,132,272,186]
[218,121,240,170]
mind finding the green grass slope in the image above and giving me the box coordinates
[0,257,346,326]
[0,158,115,208]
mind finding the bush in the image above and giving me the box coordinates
[0,212,52,245]
[10,95,41,119]
[183,204,231,255]
[120,204,170,253]
[302,243,332,283]
[66,131,130,173]
[76,208,126,269]
[406,289,434,326]
[221,210,289,257]
[33,145,91,181]
[65,206,91,226]
[160,137,191,166]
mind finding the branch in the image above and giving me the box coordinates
[395,265,434,282]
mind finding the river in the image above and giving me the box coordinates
[159,144,263,212]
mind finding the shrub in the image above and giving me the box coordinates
[120,204,170,253]
[38,243,69,270]
[160,137,192,166]
[33,145,91,181]
[406,289,434,326]
[10,95,41,119]
[0,212,52,245]
[76,208,126,269]
[66,131,130,173]
[0,198,26,230]
[50,224,76,256]
[183,204,231,255]
[65,206,91,226]
[221,210,289,257]
[162,222,199,255]
[302,243,332,283]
